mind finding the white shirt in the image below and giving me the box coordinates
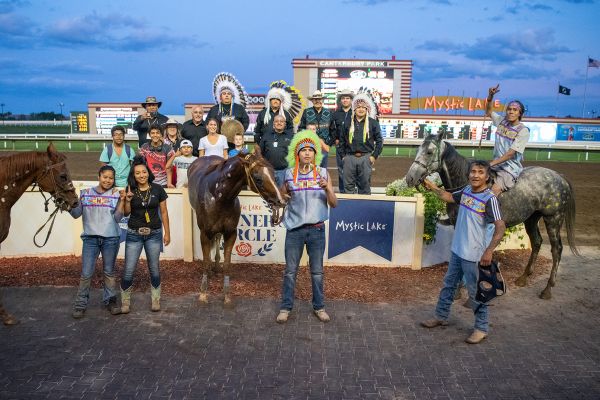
[199,135,228,158]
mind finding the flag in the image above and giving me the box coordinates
[558,85,571,96]
[589,58,600,68]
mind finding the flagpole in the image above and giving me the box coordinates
[556,82,560,117]
[582,57,589,118]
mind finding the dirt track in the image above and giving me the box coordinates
[54,151,600,247]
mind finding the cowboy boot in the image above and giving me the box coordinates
[119,286,132,314]
[103,273,120,314]
[151,285,161,312]
[72,277,91,318]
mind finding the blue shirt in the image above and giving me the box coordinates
[282,167,330,230]
[450,186,502,262]
[99,145,135,187]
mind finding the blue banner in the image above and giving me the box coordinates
[557,124,600,141]
[328,199,395,261]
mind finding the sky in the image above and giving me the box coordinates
[1,0,599,118]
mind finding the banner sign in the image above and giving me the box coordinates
[556,124,600,141]
[410,96,503,113]
[328,199,395,261]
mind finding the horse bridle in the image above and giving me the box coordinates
[32,160,75,247]
[413,140,466,193]
[242,154,283,223]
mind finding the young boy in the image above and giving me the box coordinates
[166,139,198,188]
[228,132,246,157]
[138,126,175,188]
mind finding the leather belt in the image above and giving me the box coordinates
[354,152,365,157]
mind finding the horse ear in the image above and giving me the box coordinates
[47,142,60,161]
[435,131,444,142]
[253,144,261,156]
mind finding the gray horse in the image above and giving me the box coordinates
[405,132,578,300]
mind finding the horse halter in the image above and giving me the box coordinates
[242,154,283,224]
[413,140,443,185]
[33,160,73,212]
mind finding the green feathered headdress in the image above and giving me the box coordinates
[286,129,322,183]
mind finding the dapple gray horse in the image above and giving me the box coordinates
[405,132,578,300]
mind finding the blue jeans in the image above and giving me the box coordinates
[274,169,287,188]
[320,150,329,168]
[74,235,120,309]
[434,252,489,332]
[121,228,163,290]
[280,224,326,311]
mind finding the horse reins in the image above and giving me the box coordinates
[32,160,72,248]
[242,155,281,223]
[414,140,466,193]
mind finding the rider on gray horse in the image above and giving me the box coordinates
[485,84,530,196]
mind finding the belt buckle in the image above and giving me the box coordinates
[137,227,152,235]
[355,152,363,157]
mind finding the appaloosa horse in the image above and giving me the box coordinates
[405,132,578,300]
[187,146,288,306]
[0,143,79,324]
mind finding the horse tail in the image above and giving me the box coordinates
[564,177,579,256]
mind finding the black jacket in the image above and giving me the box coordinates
[133,112,168,147]
[180,119,207,157]
[206,103,249,131]
[298,107,334,145]
[253,108,293,144]
[330,108,352,144]
[259,129,294,170]
[338,116,383,159]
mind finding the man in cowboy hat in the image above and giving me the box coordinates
[338,94,383,195]
[254,91,293,145]
[299,90,334,168]
[330,89,354,193]
[133,96,169,148]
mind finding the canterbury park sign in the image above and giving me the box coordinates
[410,96,504,113]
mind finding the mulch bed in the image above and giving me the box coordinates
[0,250,552,303]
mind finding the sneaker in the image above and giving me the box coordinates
[314,309,330,323]
[276,310,290,324]
[420,318,448,328]
[465,329,487,344]
[72,309,85,319]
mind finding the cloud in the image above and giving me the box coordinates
[304,45,395,58]
[417,28,572,63]
[0,76,104,95]
[0,0,28,14]
[0,13,39,48]
[0,57,102,76]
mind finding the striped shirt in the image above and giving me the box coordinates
[450,186,502,262]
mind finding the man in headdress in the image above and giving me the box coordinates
[299,90,334,168]
[485,84,530,196]
[276,130,337,324]
[330,89,354,193]
[132,96,169,148]
[180,105,207,157]
[254,89,293,145]
[206,73,249,132]
[338,94,383,195]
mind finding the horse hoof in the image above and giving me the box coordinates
[223,297,235,309]
[515,276,528,287]
[539,289,552,300]
[198,293,209,304]
[3,315,19,326]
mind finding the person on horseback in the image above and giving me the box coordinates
[420,160,506,344]
[485,84,530,196]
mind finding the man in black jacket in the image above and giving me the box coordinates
[254,94,293,145]
[205,88,249,131]
[132,96,168,148]
[338,95,383,195]
[330,90,354,193]
[260,115,294,187]
[299,90,333,168]
[180,105,207,157]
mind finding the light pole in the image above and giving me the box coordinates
[58,102,64,120]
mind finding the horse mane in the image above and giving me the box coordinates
[0,152,48,184]
[440,141,470,189]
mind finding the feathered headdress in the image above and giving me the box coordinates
[349,89,378,144]
[286,129,322,184]
[212,72,248,107]
[264,80,306,126]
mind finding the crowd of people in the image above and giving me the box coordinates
[70,82,529,343]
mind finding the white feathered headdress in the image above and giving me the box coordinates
[263,80,305,126]
[212,72,248,107]
[349,89,378,143]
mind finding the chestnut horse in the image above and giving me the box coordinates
[0,143,79,325]
[187,147,288,306]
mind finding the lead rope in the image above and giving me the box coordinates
[33,206,60,248]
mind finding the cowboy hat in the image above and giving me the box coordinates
[308,90,324,100]
[161,118,181,129]
[141,96,162,108]
[337,89,355,99]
